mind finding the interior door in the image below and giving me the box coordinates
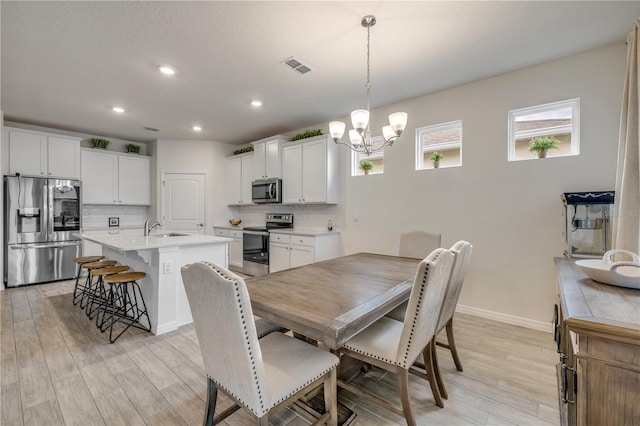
[162,173,206,234]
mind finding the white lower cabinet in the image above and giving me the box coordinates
[214,228,243,272]
[269,232,340,273]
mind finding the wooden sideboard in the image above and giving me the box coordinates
[553,258,640,426]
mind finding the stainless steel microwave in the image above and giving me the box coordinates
[251,178,282,204]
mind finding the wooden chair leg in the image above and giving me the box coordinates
[397,367,416,426]
[430,338,448,399]
[258,415,269,426]
[204,377,217,426]
[324,369,338,426]
[446,319,464,372]
[422,345,444,408]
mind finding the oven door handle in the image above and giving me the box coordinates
[243,230,269,237]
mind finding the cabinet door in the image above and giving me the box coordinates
[265,139,281,178]
[269,242,290,273]
[253,142,266,180]
[9,130,47,176]
[301,139,327,203]
[81,150,118,204]
[290,244,315,269]
[226,157,243,205]
[48,136,80,179]
[241,155,254,204]
[118,155,150,205]
[282,144,302,204]
[229,237,243,270]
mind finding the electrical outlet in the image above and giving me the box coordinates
[163,261,174,274]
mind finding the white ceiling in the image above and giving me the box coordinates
[2,1,638,145]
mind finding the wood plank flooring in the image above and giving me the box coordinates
[1,280,560,425]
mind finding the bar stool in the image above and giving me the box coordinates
[72,256,105,305]
[86,265,130,322]
[101,271,152,343]
[79,260,117,309]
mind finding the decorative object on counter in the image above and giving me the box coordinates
[431,151,444,168]
[329,15,407,156]
[229,219,242,226]
[575,249,640,289]
[528,136,560,158]
[359,160,374,175]
[327,219,333,231]
[89,137,110,149]
[233,146,254,155]
[108,217,119,227]
[290,129,324,141]
[562,191,614,258]
[125,143,141,154]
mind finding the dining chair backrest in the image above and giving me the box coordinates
[399,230,442,259]
[397,248,454,368]
[436,241,473,333]
[181,261,269,418]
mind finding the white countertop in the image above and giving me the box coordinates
[77,229,231,251]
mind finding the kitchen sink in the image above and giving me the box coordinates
[150,232,190,238]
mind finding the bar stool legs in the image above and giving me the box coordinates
[71,256,105,305]
[78,260,117,309]
[102,272,152,344]
[86,266,130,321]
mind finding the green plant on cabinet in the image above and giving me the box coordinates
[90,138,110,149]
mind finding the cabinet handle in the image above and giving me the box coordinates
[553,304,561,353]
[561,362,577,404]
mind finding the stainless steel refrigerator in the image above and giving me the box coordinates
[4,175,82,287]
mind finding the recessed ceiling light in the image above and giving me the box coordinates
[112,106,125,113]
[159,65,176,75]
[251,100,263,107]
[192,126,202,132]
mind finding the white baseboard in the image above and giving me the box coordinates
[456,304,552,333]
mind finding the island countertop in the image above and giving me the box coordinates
[77,229,231,251]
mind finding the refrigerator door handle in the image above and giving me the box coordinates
[47,183,54,240]
[10,241,82,250]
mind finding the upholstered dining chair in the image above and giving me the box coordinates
[429,240,473,399]
[386,230,442,322]
[338,248,455,426]
[181,261,339,426]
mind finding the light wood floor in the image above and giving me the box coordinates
[1,280,560,426]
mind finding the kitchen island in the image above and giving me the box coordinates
[77,230,231,335]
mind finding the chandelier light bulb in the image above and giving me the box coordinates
[382,125,396,141]
[349,130,362,147]
[389,112,408,134]
[330,121,346,141]
[351,109,369,133]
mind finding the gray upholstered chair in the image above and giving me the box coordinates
[430,240,473,399]
[254,317,287,339]
[181,261,339,426]
[338,248,455,426]
[386,230,442,322]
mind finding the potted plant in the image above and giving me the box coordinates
[89,138,110,149]
[359,160,374,175]
[528,136,560,158]
[125,144,141,154]
[430,151,444,168]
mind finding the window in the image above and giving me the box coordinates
[352,136,385,176]
[416,120,462,170]
[508,98,580,161]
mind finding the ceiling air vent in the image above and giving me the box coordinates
[143,126,160,132]
[281,56,313,75]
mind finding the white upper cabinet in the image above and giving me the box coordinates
[226,154,254,205]
[7,128,80,179]
[281,135,340,204]
[252,136,286,180]
[81,149,150,205]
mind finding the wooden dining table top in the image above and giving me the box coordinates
[245,253,420,350]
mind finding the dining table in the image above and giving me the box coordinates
[244,252,420,350]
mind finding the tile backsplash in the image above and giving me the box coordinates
[227,204,340,230]
[82,205,149,230]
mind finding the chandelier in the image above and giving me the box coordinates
[329,15,407,156]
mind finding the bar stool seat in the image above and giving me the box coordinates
[79,260,117,309]
[101,271,151,343]
[87,266,130,321]
[72,255,105,305]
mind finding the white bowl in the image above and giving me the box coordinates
[575,250,640,290]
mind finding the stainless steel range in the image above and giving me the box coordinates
[243,213,293,277]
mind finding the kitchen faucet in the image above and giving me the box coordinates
[144,218,162,236]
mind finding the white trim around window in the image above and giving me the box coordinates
[415,120,463,170]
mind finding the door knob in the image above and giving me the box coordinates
[198,223,204,227]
